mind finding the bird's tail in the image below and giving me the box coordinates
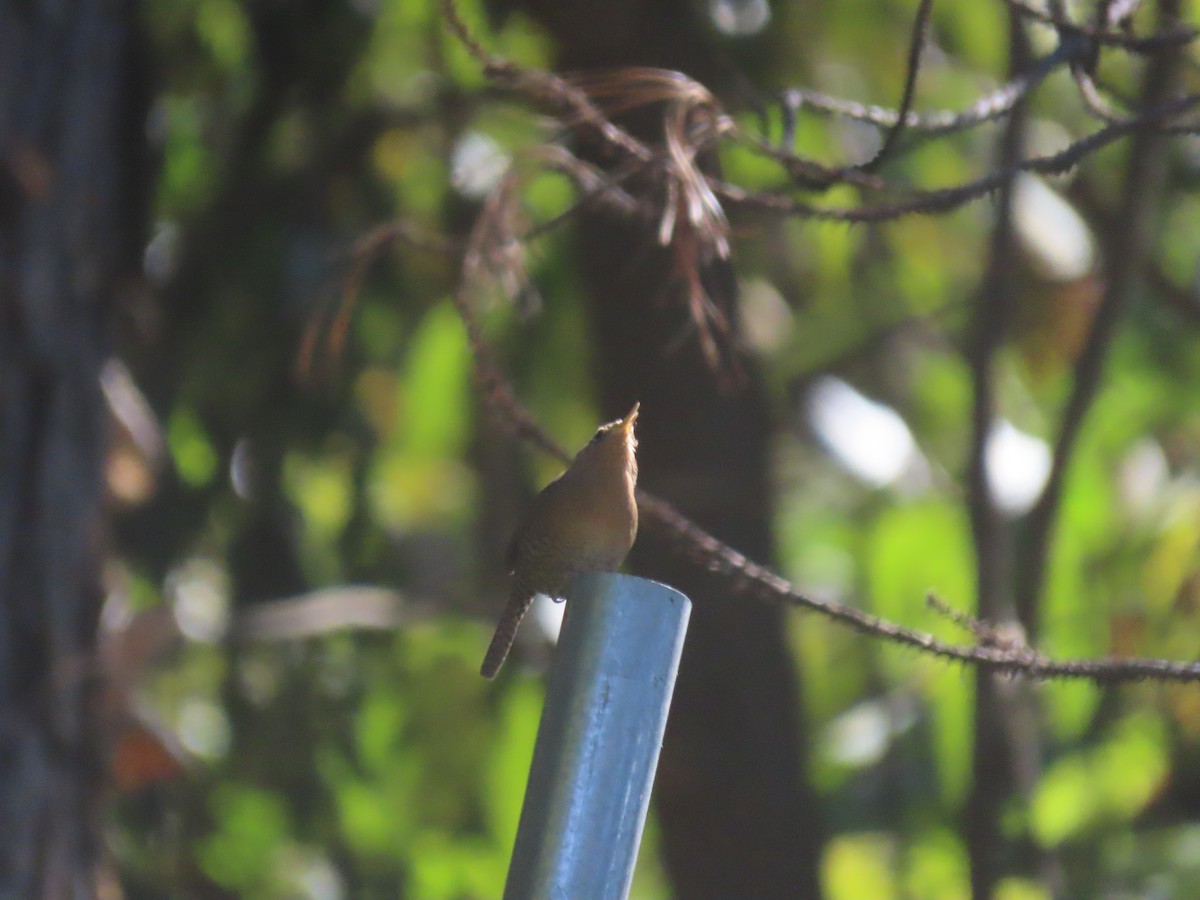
[480,585,535,679]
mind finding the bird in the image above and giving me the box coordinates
[481,403,640,679]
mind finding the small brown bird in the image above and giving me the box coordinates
[481,403,640,679]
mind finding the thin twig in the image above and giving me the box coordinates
[1004,0,1197,51]
[733,133,892,192]
[430,223,1200,686]
[296,221,461,380]
[518,147,646,241]
[1072,68,1127,121]
[1016,0,1185,628]
[718,92,1200,223]
[964,16,1032,630]
[860,0,936,172]
[427,0,1200,686]
[636,491,1200,684]
[332,208,1200,687]
[962,19,1046,895]
[775,45,1069,138]
[437,0,651,162]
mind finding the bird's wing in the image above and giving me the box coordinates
[504,531,519,572]
[505,472,567,571]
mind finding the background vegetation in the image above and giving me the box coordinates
[5,0,1200,897]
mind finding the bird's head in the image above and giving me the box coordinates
[573,402,639,480]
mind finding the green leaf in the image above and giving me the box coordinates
[199,785,290,892]
[823,833,898,900]
[402,301,472,459]
[167,405,219,487]
[903,829,970,900]
[1031,754,1096,847]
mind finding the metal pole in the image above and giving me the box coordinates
[502,572,691,900]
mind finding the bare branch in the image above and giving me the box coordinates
[520,146,646,239]
[859,0,936,171]
[1016,0,1187,628]
[437,0,651,162]
[422,226,1200,686]
[964,18,1032,630]
[1071,67,1129,121]
[776,48,1063,138]
[232,587,430,641]
[426,0,1200,688]
[637,491,1200,684]
[718,92,1200,223]
[1004,0,1197,51]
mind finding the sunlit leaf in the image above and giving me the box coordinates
[401,302,472,459]
[199,785,291,892]
[823,833,898,900]
[195,0,251,73]
[1031,754,1096,847]
[903,829,970,900]
[167,406,219,487]
[995,877,1051,900]
[1093,711,1169,820]
[482,678,543,842]
[868,500,973,646]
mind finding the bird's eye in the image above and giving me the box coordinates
[590,429,606,444]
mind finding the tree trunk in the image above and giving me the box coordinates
[0,1,136,894]
[586,229,826,898]
[510,2,828,895]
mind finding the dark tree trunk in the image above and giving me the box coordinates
[508,2,827,895]
[0,1,137,894]
[583,225,826,899]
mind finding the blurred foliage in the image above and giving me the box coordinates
[107,0,1200,897]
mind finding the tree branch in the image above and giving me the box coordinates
[1015,0,1186,628]
[859,0,936,171]
[420,222,1200,686]
[1004,0,1196,51]
[427,0,1200,689]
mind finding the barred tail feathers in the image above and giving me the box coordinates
[480,585,536,679]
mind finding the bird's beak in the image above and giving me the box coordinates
[618,402,639,436]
